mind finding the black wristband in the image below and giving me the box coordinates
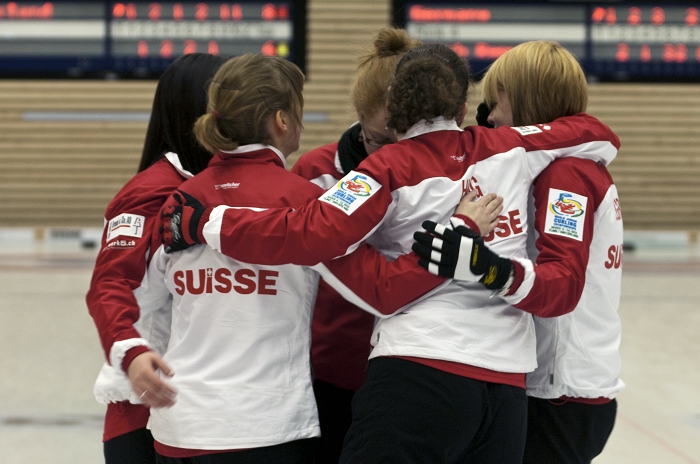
[189,206,206,244]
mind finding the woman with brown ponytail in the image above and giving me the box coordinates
[128,54,321,463]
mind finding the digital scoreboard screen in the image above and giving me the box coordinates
[0,2,107,74]
[404,3,586,73]
[0,0,305,77]
[110,2,295,74]
[395,1,700,80]
[590,5,700,78]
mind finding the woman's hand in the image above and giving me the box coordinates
[127,351,177,408]
[454,190,503,236]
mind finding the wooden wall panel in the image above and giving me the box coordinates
[292,0,391,164]
[0,1,698,232]
[586,84,700,231]
[0,81,155,227]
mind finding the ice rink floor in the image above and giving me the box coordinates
[0,229,699,464]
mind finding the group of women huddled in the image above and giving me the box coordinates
[87,26,623,464]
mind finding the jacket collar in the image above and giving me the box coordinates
[164,152,194,178]
[213,144,287,169]
[402,117,461,140]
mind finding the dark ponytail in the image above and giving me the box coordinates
[138,53,228,174]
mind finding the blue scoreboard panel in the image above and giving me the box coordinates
[394,1,700,80]
[0,0,305,77]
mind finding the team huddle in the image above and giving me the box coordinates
[87,27,623,464]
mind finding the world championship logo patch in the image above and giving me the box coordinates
[319,171,382,215]
[543,189,587,241]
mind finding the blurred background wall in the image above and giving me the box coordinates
[0,0,698,238]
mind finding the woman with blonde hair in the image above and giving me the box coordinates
[417,40,623,464]
[482,40,623,464]
[290,27,419,463]
[483,40,588,128]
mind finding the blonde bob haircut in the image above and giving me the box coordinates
[194,53,304,154]
[350,28,420,121]
[482,41,588,127]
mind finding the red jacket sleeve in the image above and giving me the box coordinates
[314,246,446,317]
[204,165,395,266]
[86,161,184,363]
[290,143,340,185]
[508,158,609,317]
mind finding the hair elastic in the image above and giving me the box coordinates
[211,110,220,119]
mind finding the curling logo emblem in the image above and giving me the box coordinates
[543,189,587,242]
[319,171,382,215]
[550,193,585,218]
[338,175,372,196]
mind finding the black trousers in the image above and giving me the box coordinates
[155,439,315,464]
[523,397,617,464]
[313,379,355,464]
[339,357,528,464]
[104,427,156,464]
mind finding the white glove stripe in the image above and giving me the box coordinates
[428,262,440,276]
[433,237,444,251]
[431,250,442,263]
[454,236,483,282]
[433,223,448,236]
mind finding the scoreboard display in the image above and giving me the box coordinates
[394,1,700,80]
[0,2,107,74]
[0,0,305,77]
[404,4,586,61]
[590,4,700,78]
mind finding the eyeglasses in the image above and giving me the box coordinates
[359,128,392,148]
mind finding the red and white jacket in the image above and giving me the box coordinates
[136,145,443,453]
[87,153,191,440]
[292,142,375,392]
[504,157,624,400]
[198,114,620,381]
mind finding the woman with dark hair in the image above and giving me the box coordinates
[160,44,619,463]
[290,27,420,463]
[86,52,227,464]
[137,54,223,174]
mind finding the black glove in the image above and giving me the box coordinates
[160,189,210,253]
[412,220,512,290]
[475,101,494,128]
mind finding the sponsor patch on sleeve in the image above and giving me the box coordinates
[511,125,543,136]
[543,189,588,241]
[318,171,382,215]
[106,213,145,241]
